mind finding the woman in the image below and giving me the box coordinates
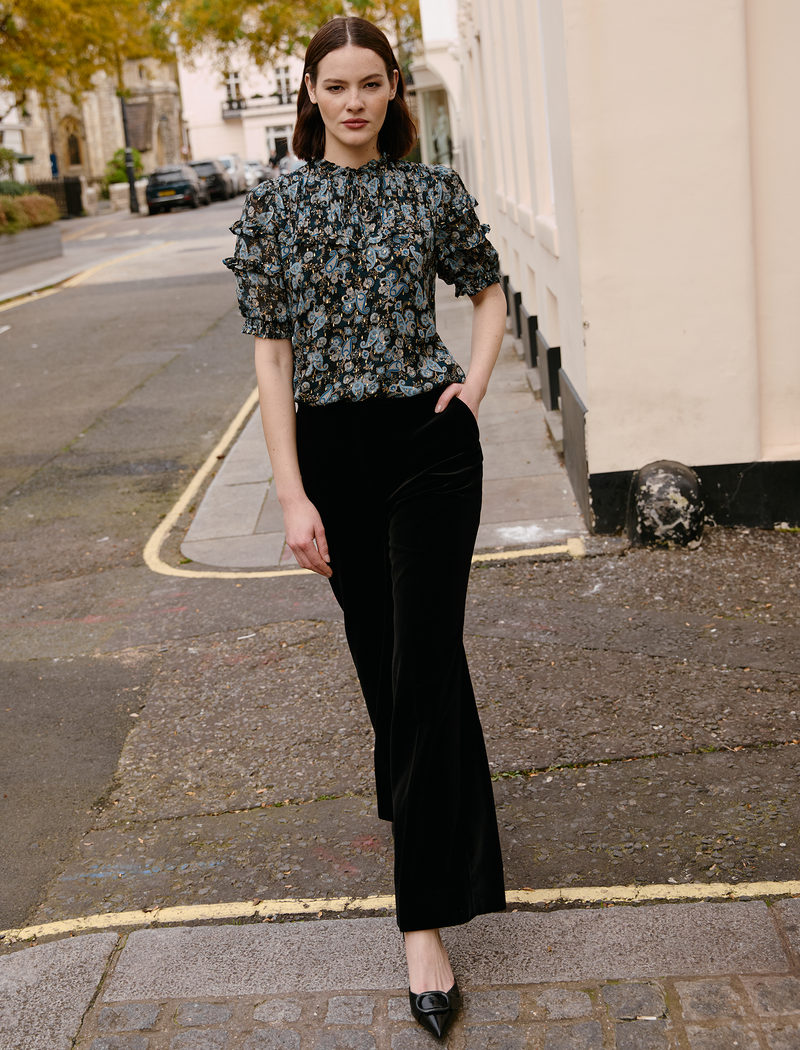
[225,16,507,1039]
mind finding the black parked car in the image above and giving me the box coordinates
[189,159,234,201]
[146,166,210,214]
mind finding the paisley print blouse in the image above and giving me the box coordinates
[223,156,500,405]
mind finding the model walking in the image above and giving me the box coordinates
[225,16,507,1039]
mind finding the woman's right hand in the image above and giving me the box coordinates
[281,496,332,577]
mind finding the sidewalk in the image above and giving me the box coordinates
[180,281,587,569]
[4,901,800,1048]
[0,210,157,304]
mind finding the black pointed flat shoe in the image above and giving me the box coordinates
[409,980,460,1039]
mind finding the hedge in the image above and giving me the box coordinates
[0,193,60,235]
[0,180,37,197]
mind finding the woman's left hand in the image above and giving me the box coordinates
[434,382,481,420]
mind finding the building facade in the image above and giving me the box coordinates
[1,59,183,187]
[441,0,800,532]
[178,52,306,164]
[409,1,460,168]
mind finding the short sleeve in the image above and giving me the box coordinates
[434,168,501,298]
[223,184,292,339]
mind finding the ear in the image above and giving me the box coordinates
[389,67,399,100]
[305,72,317,104]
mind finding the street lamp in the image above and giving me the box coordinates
[118,93,140,214]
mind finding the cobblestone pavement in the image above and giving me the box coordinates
[79,976,800,1049]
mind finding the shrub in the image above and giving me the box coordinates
[102,147,143,191]
[0,192,60,235]
[0,195,29,235]
[0,147,18,180]
[0,179,37,197]
[16,193,60,227]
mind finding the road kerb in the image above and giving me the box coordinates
[0,240,174,312]
[4,881,800,945]
[144,389,586,580]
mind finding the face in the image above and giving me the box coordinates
[306,44,399,162]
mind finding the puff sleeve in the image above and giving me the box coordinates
[223,183,292,339]
[433,168,501,298]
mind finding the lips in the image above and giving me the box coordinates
[343,120,367,128]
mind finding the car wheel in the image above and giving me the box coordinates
[147,205,160,215]
[189,191,199,209]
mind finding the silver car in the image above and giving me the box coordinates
[218,154,247,195]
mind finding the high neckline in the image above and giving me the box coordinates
[315,155,388,175]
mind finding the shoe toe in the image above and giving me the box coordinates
[409,983,460,1040]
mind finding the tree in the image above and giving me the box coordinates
[0,0,174,117]
[175,0,421,73]
[0,0,422,120]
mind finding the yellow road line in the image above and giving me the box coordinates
[62,241,176,287]
[3,881,799,943]
[0,241,175,313]
[0,286,63,313]
[473,537,585,562]
[144,388,586,579]
[141,388,315,581]
[60,217,118,242]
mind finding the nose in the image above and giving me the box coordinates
[346,88,365,111]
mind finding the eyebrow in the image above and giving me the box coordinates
[321,73,386,85]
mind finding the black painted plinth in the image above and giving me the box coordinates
[590,460,800,535]
[560,369,590,526]
[520,307,538,368]
[536,330,561,411]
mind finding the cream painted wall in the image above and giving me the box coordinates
[178,53,304,162]
[565,0,760,472]
[454,0,798,479]
[419,0,462,106]
[745,0,800,461]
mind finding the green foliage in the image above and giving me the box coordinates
[102,147,143,190]
[0,147,19,179]
[175,0,421,73]
[0,178,36,196]
[0,0,422,117]
[0,191,60,234]
[0,0,175,109]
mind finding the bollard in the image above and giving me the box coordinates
[626,460,704,547]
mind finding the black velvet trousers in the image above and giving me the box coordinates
[296,386,506,932]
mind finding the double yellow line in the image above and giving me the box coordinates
[143,386,586,580]
[0,241,174,315]
[4,880,799,944]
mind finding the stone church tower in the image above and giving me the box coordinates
[21,58,183,185]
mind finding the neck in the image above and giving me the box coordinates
[323,137,382,170]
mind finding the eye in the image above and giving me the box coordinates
[365,82,381,89]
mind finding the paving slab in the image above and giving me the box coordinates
[179,282,586,569]
[101,904,787,1004]
[0,932,118,1050]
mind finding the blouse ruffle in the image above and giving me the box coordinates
[223,158,500,404]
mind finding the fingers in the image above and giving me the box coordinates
[316,524,331,566]
[434,382,463,413]
[288,536,332,577]
[286,526,332,577]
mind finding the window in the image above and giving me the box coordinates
[67,133,81,166]
[60,117,83,168]
[275,66,291,105]
[224,71,242,101]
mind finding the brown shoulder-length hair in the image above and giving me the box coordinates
[292,17,417,162]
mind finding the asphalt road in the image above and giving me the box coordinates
[1,200,798,936]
